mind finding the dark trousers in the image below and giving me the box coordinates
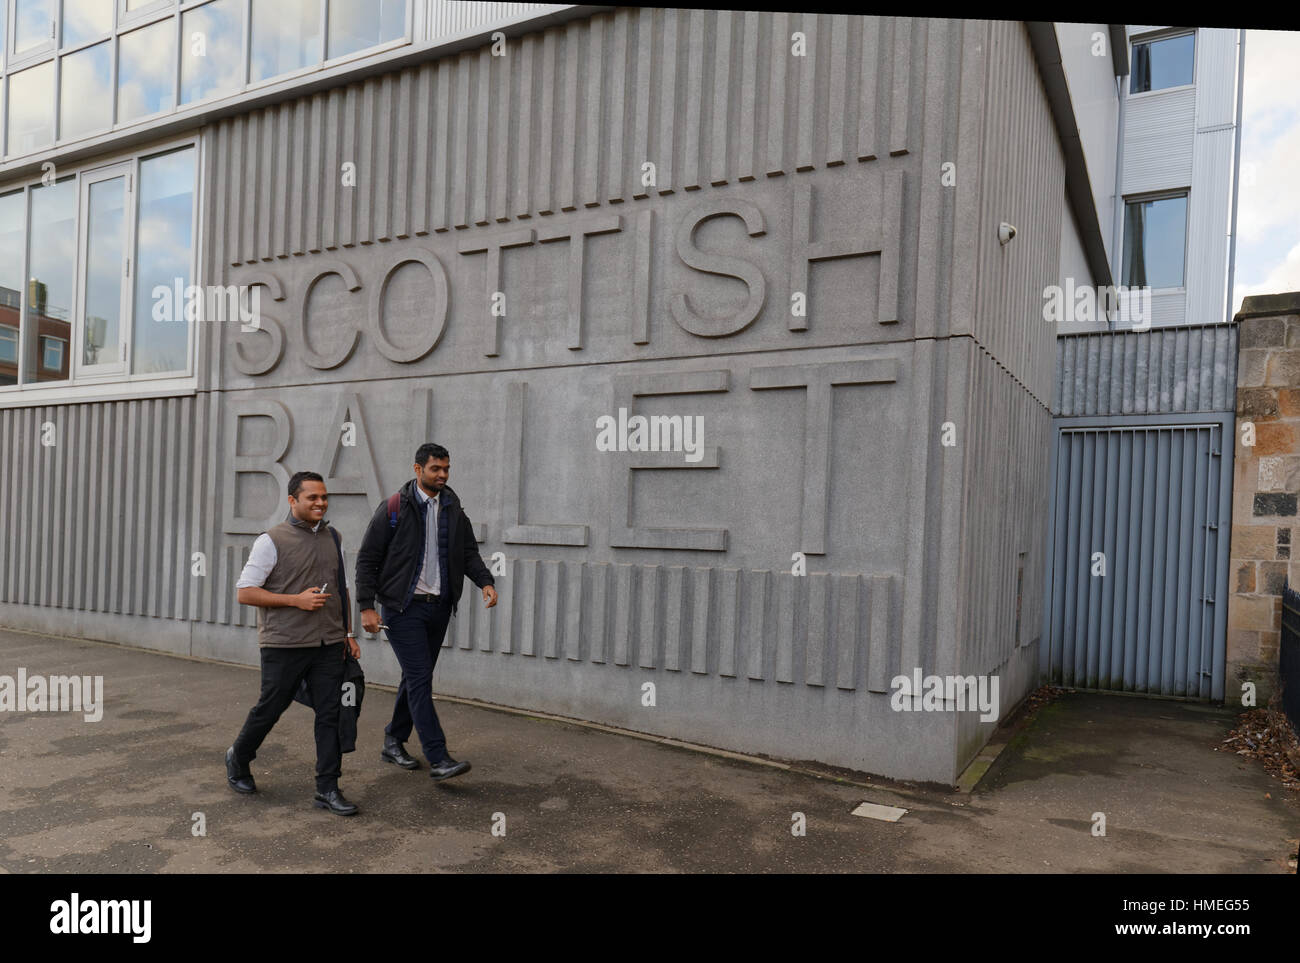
[232,641,345,794]
[383,595,453,764]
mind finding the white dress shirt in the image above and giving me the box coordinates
[412,483,441,595]
[236,518,324,588]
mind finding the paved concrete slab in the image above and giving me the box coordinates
[0,628,1296,873]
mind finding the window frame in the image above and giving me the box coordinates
[0,131,201,404]
[0,0,415,161]
[177,0,246,108]
[6,56,57,157]
[321,0,411,71]
[57,36,114,141]
[114,0,172,32]
[0,321,16,363]
[39,331,63,370]
[72,158,132,379]
[9,0,58,70]
[114,14,179,127]
[1120,188,1190,293]
[1127,29,1197,98]
[59,0,115,54]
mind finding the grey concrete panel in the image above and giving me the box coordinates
[0,13,1074,783]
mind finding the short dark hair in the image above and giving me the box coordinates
[414,443,449,467]
[288,470,325,498]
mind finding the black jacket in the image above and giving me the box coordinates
[354,480,494,616]
[293,652,365,752]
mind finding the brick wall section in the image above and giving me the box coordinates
[1228,292,1300,704]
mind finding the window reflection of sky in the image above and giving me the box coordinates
[118,20,176,122]
[9,62,54,154]
[62,0,112,48]
[328,0,405,60]
[27,178,75,382]
[132,148,194,375]
[83,178,125,365]
[14,0,54,54]
[60,41,112,140]
[29,178,76,323]
[250,0,320,83]
[181,0,242,104]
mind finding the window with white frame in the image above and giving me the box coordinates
[0,138,197,391]
[1129,32,1195,94]
[0,0,411,160]
[1121,191,1189,290]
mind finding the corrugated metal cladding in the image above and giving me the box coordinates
[0,396,209,619]
[1193,29,1240,129]
[1054,324,1238,416]
[966,20,1063,407]
[1121,87,1195,195]
[1185,126,1234,324]
[423,0,571,39]
[1045,425,1227,698]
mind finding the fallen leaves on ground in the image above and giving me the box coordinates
[1218,707,1300,791]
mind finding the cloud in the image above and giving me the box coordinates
[1232,29,1300,309]
[1233,239,1300,313]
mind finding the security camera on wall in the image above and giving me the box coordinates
[998,222,1017,245]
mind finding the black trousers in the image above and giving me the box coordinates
[232,641,345,794]
[383,595,454,764]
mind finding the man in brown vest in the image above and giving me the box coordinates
[225,471,361,816]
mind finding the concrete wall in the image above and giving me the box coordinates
[0,12,1074,784]
[946,20,1059,769]
[1055,22,1118,267]
[1228,293,1300,704]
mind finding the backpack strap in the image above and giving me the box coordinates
[387,492,401,529]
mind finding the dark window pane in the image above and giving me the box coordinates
[0,191,23,386]
[25,177,76,383]
[181,0,244,104]
[327,0,406,60]
[132,147,194,374]
[1122,195,1188,289]
[1130,34,1194,93]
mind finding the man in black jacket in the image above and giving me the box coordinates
[355,443,497,780]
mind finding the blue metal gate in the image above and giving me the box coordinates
[1042,418,1233,699]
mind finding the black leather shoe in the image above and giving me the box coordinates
[226,746,256,794]
[429,757,471,781]
[381,735,419,770]
[313,789,359,816]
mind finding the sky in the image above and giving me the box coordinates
[1231,28,1300,313]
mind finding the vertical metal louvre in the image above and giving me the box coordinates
[1046,425,1222,697]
